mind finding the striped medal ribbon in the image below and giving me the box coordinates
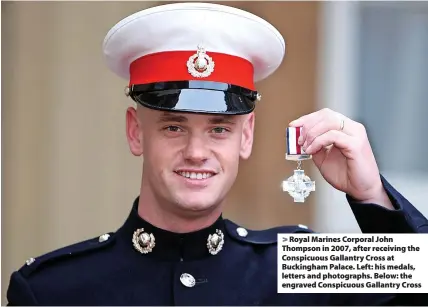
[282,127,315,203]
[286,127,311,160]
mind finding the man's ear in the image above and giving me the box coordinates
[240,112,255,160]
[126,106,144,156]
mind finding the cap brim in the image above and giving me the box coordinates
[131,89,255,115]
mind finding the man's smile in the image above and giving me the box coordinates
[173,169,218,184]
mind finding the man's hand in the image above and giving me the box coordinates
[289,108,393,210]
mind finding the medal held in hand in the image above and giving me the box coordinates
[282,127,315,203]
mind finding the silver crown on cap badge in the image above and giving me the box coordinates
[207,229,224,255]
[187,45,215,78]
[132,228,156,254]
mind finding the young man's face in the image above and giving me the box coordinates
[126,105,255,215]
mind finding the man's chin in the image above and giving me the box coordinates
[173,193,221,213]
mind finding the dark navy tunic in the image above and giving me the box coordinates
[6,176,428,305]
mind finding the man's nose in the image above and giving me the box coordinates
[183,135,210,163]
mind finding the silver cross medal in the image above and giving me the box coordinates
[282,127,315,203]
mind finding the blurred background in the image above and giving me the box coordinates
[2,0,428,303]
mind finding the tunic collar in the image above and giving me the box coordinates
[117,197,226,261]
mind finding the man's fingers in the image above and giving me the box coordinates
[289,113,324,145]
[290,109,341,145]
[304,130,353,155]
[290,109,361,147]
[289,112,318,128]
[303,116,356,149]
[289,108,337,127]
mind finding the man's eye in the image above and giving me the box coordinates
[165,126,182,132]
[212,127,228,133]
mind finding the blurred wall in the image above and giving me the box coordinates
[1,1,319,302]
[314,1,428,233]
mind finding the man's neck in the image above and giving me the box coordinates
[137,189,222,234]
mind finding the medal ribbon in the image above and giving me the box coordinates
[286,127,304,155]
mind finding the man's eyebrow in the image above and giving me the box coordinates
[157,112,188,123]
[157,113,237,125]
[208,116,237,125]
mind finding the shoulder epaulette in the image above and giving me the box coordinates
[224,219,314,244]
[18,232,116,278]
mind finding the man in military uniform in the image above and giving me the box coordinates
[6,2,428,306]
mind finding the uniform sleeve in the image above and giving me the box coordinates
[347,175,428,233]
[6,271,39,306]
[344,175,428,305]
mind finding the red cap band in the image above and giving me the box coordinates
[129,51,255,90]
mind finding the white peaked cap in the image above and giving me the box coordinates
[102,2,286,114]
